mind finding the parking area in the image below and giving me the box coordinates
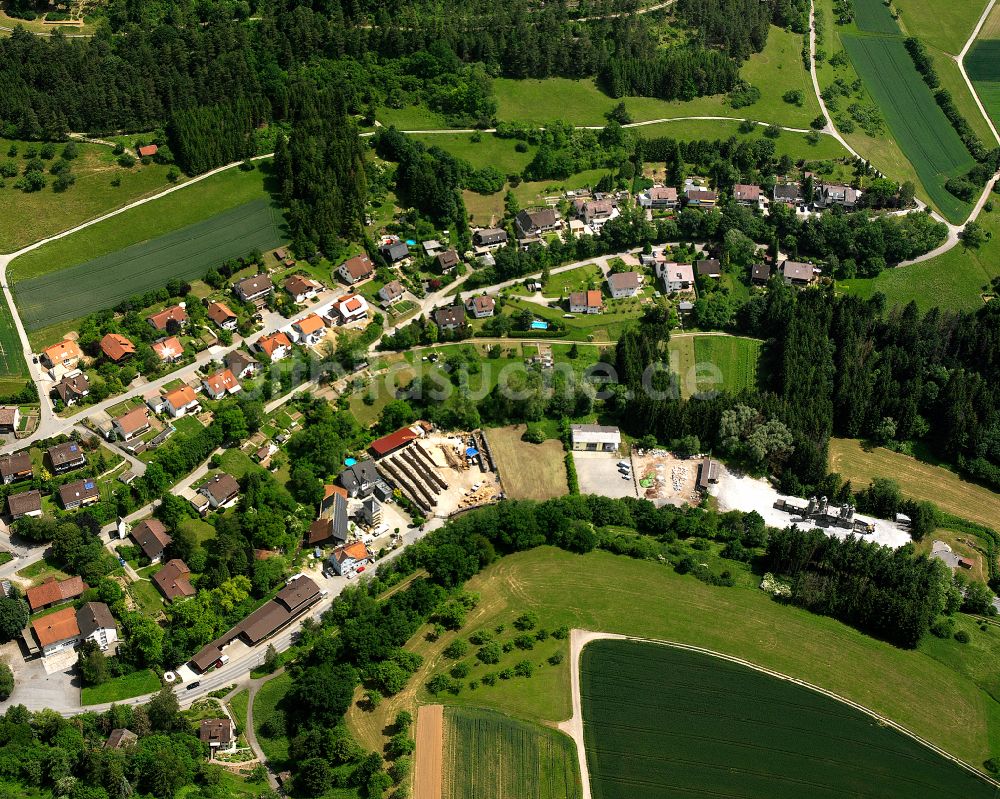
[0,641,79,712]
[572,451,639,499]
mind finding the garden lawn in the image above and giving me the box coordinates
[542,264,602,296]
[0,137,178,253]
[229,689,250,732]
[932,49,999,145]
[692,335,762,396]
[81,669,160,705]
[13,196,284,331]
[129,579,164,616]
[253,672,293,769]
[178,517,217,546]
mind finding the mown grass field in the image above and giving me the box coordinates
[966,39,1000,130]
[0,137,178,254]
[542,265,602,295]
[840,32,975,223]
[13,197,283,330]
[828,437,1000,530]
[0,294,28,388]
[81,669,160,705]
[852,0,903,34]
[486,425,569,500]
[253,672,293,770]
[933,49,998,145]
[692,335,762,396]
[633,118,849,160]
[410,133,537,176]
[895,0,989,54]
[581,639,1000,799]
[442,706,580,799]
[347,547,1000,770]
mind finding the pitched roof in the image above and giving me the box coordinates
[235,576,321,643]
[58,478,100,507]
[607,271,640,291]
[436,250,460,270]
[225,349,259,373]
[0,407,16,427]
[333,541,369,565]
[106,729,138,749]
[152,337,184,361]
[77,602,116,637]
[569,290,603,309]
[199,718,234,745]
[517,208,558,231]
[148,305,187,331]
[43,340,83,364]
[48,441,85,467]
[341,254,374,278]
[0,452,32,480]
[696,259,722,276]
[339,294,365,315]
[664,263,695,284]
[782,260,815,281]
[132,518,171,560]
[474,227,507,244]
[751,263,772,281]
[370,425,421,457]
[686,187,718,202]
[380,280,404,300]
[284,275,320,296]
[294,314,326,336]
[164,385,198,410]
[137,144,158,157]
[207,302,237,325]
[32,606,80,647]
[100,333,136,362]
[7,489,41,518]
[468,295,495,314]
[258,332,292,357]
[153,559,195,601]
[381,242,409,261]
[200,473,240,504]
[234,275,273,298]
[203,369,240,396]
[26,576,86,611]
[733,183,761,201]
[55,373,90,403]
[649,186,678,201]
[115,406,150,435]
[433,305,466,328]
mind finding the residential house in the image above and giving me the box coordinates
[379,241,410,264]
[284,275,322,303]
[379,280,405,305]
[339,459,383,499]
[569,290,603,314]
[147,305,188,332]
[199,473,240,509]
[48,441,87,473]
[8,489,42,520]
[472,228,508,250]
[329,541,370,577]
[26,575,87,612]
[0,406,18,433]
[0,452,32,484]
[422,239,445,258]
[31,606,81,656]
[58,478,101,510]
[579,199,617,229]
[152,336,184,363]
[570,424,621,452]
[137,144,158,158]
[307,494,348,547]
[153,559,196,602]
[54,372,91,406]
[113,406,151,441]
[662,263,695,293]
[696,259,722,279]
[435,249,460,274]
[206,302,238,331]
[41,340,83,371]
[334,293,369,326]
[732,184,762,207]
[638,186,678,210]
[76,602,118,651]
[225,349,259,380]
[819,183,860,208]
[100,334,136,363]
[338,254,375,284]
[751,263,772,285]
[233,275,274,305]
[200,719,237,756]
[782,260,816,286]
[607,271,642,299]
[132,518,172,563]
[292,314,327,346]
[515,208,560,239]
[105,729,138,750]
[163,385,200,418]
[466,295,495,319]
[256,331,293,361]
[685,187,718,208]
[202,369,241,400]
[773,183,803,206]
[433,305,466,331]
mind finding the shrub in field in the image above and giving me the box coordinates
[514,634,535,650]
[469,629,494,645]
[514,660,534,678]
[548,652,564,666]
[513,612,538,631]
[451,662,471,679]
[443,640,468,659]
[477,642,502,664]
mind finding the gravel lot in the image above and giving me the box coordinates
[573,451,639,499]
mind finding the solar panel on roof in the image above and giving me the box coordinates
[84,481,95,489]
[70,444,78,452]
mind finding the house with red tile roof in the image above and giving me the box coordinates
[256,331,292,360]
[100,333,136,362]
[202,369,241,400]
[147,304,188,332]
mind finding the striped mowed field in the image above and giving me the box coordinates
[12,198,284,331]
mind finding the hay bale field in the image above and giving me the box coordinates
[486,425,569,501]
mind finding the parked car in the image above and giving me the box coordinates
[186,681,201,690]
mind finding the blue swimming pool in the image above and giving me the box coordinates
[531,320,549,330]
[345,457,357,467]
[405,239,416,246]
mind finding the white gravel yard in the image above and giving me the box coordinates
[710,466,913,549]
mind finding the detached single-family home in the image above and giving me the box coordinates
[147,304,188,332]
[114,406,151,441]
[200,719,237,756]
[473,228,508,250]
[77,602,118,651]
[662,263,695,293]
[338,254,375,284]
[685,187,718,208]
[8,489,42,520]
[207,302,238,331]
[153,559,196,602]
[380,241,410,264]
[638,185,678,210]
[782,260,817,286]
[579,199,616,229]
[435,250,460,274]
[732,184,762,207]
[225,349,259,380]
[26,575,87,612]
[199,473,240,509]
[433,305,466,331]
[818,183,860,208]
[100,334,136,363]
[233,275,274,305]
[32,606,81,657]
[0,452,32,484]
[773,183,803,205]
[0,406,19,433]
[696,259,722,279]
[466,295,495,319]
[202,369,241,400]
[334,294,369,325]
[292,314,327,345]
[152,336,184,363]
[59,478,101,510]
[54,372,91,406]
[570,424,621,452]
[329,541,370,577]
[163,385,200,418]
[284,275,322,303]
[41,340,83,371]
[569,290,603,314]
[379,280,405,305]
[48,441,87,473]
[256,331,293,361]
[607,271,642,299]
[751,263,772,285]
[132,518,172,563]
[515,208,560,239]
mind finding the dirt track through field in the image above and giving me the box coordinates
[414,704,444,799]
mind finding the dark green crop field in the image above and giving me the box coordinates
[13,198,284,331]
[852,0,902,34]
[965,40,1000,129]
[581,639,999,799]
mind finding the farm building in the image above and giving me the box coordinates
[370,424,427,458]
[697,457,720,491]
[570,424,621,452]
[137,144,158,158]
